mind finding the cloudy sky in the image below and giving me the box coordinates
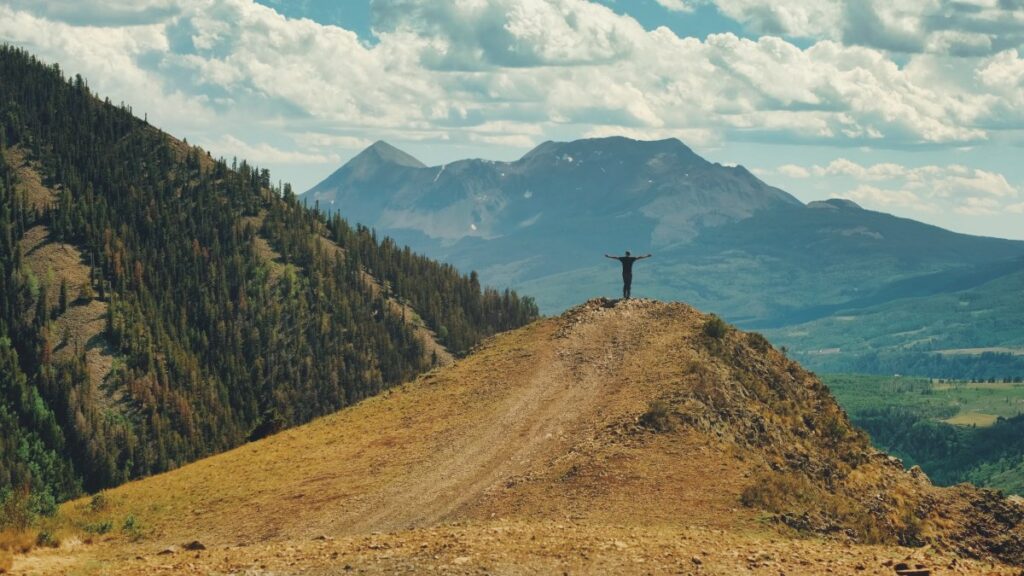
[2,0,1023,238]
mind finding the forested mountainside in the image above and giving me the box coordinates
[0,45,537,518]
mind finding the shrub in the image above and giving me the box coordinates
[741,468,918,545]
[84,520,112,535]
[0,488,33,532]
[77,280,95,302]
[35,529,59,548]
[248,407,286,441]
[640,400,674,432]
[703,315,729,339]
[122,515,142,541]
[89,492,109,513]
[741,469,817,513]
[819,410,849,446]
[747,332,772,353]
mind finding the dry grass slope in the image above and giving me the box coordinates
[16,178,119,393]
[10,298,1024,575]
[2,146,55,211]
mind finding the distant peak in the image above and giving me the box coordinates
[520,135,697,161]
[356,140,426,169]
[521,140,558,160]
[808,198,863,210]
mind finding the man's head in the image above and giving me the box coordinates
[625,250,631,256]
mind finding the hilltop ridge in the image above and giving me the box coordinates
[15,298,1024,574]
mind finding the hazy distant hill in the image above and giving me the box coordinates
[306,139,1024,375]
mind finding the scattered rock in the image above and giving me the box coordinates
[182,540,206,551]
[893,562,931,576]
[157,545,178,555]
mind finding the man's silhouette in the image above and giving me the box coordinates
[604,251,652,299]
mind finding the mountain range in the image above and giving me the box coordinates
[306,138,1024,375]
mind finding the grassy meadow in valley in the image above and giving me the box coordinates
[825,373,1024,494]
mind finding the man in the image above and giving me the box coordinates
[604,251,652,299]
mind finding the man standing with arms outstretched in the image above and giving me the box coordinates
[604,251,652,300]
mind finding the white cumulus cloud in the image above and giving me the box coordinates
[709,0,1024,56]
[655,0,694,13]
[0,0,1021,203]
[770,157,1022,217]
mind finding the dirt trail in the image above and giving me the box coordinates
[323,300,690,534]
[349,324,593,531]
[51,300,748,545]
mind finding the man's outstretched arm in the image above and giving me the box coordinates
[604,254,617,259]
[638,253,653,259]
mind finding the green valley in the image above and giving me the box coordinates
[773,267,1024,379]
[825,373,1024,495]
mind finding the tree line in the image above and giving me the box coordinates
[800,350,1024,381]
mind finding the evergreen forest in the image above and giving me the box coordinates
[0,45,538,521]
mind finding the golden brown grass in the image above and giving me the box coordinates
[15,299,1024,574]
[19,226,91,304]
[0,529,37,571]
[1,146,54,211]
[19,225,119,399]
[44,301,756,551]
[944,410,1000,427]
[240,212,298,284]
[741,468,924,545]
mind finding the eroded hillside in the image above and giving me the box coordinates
[13,299,1024,575]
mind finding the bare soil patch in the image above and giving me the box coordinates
[2,146,55,211]
[20,225,119,397]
